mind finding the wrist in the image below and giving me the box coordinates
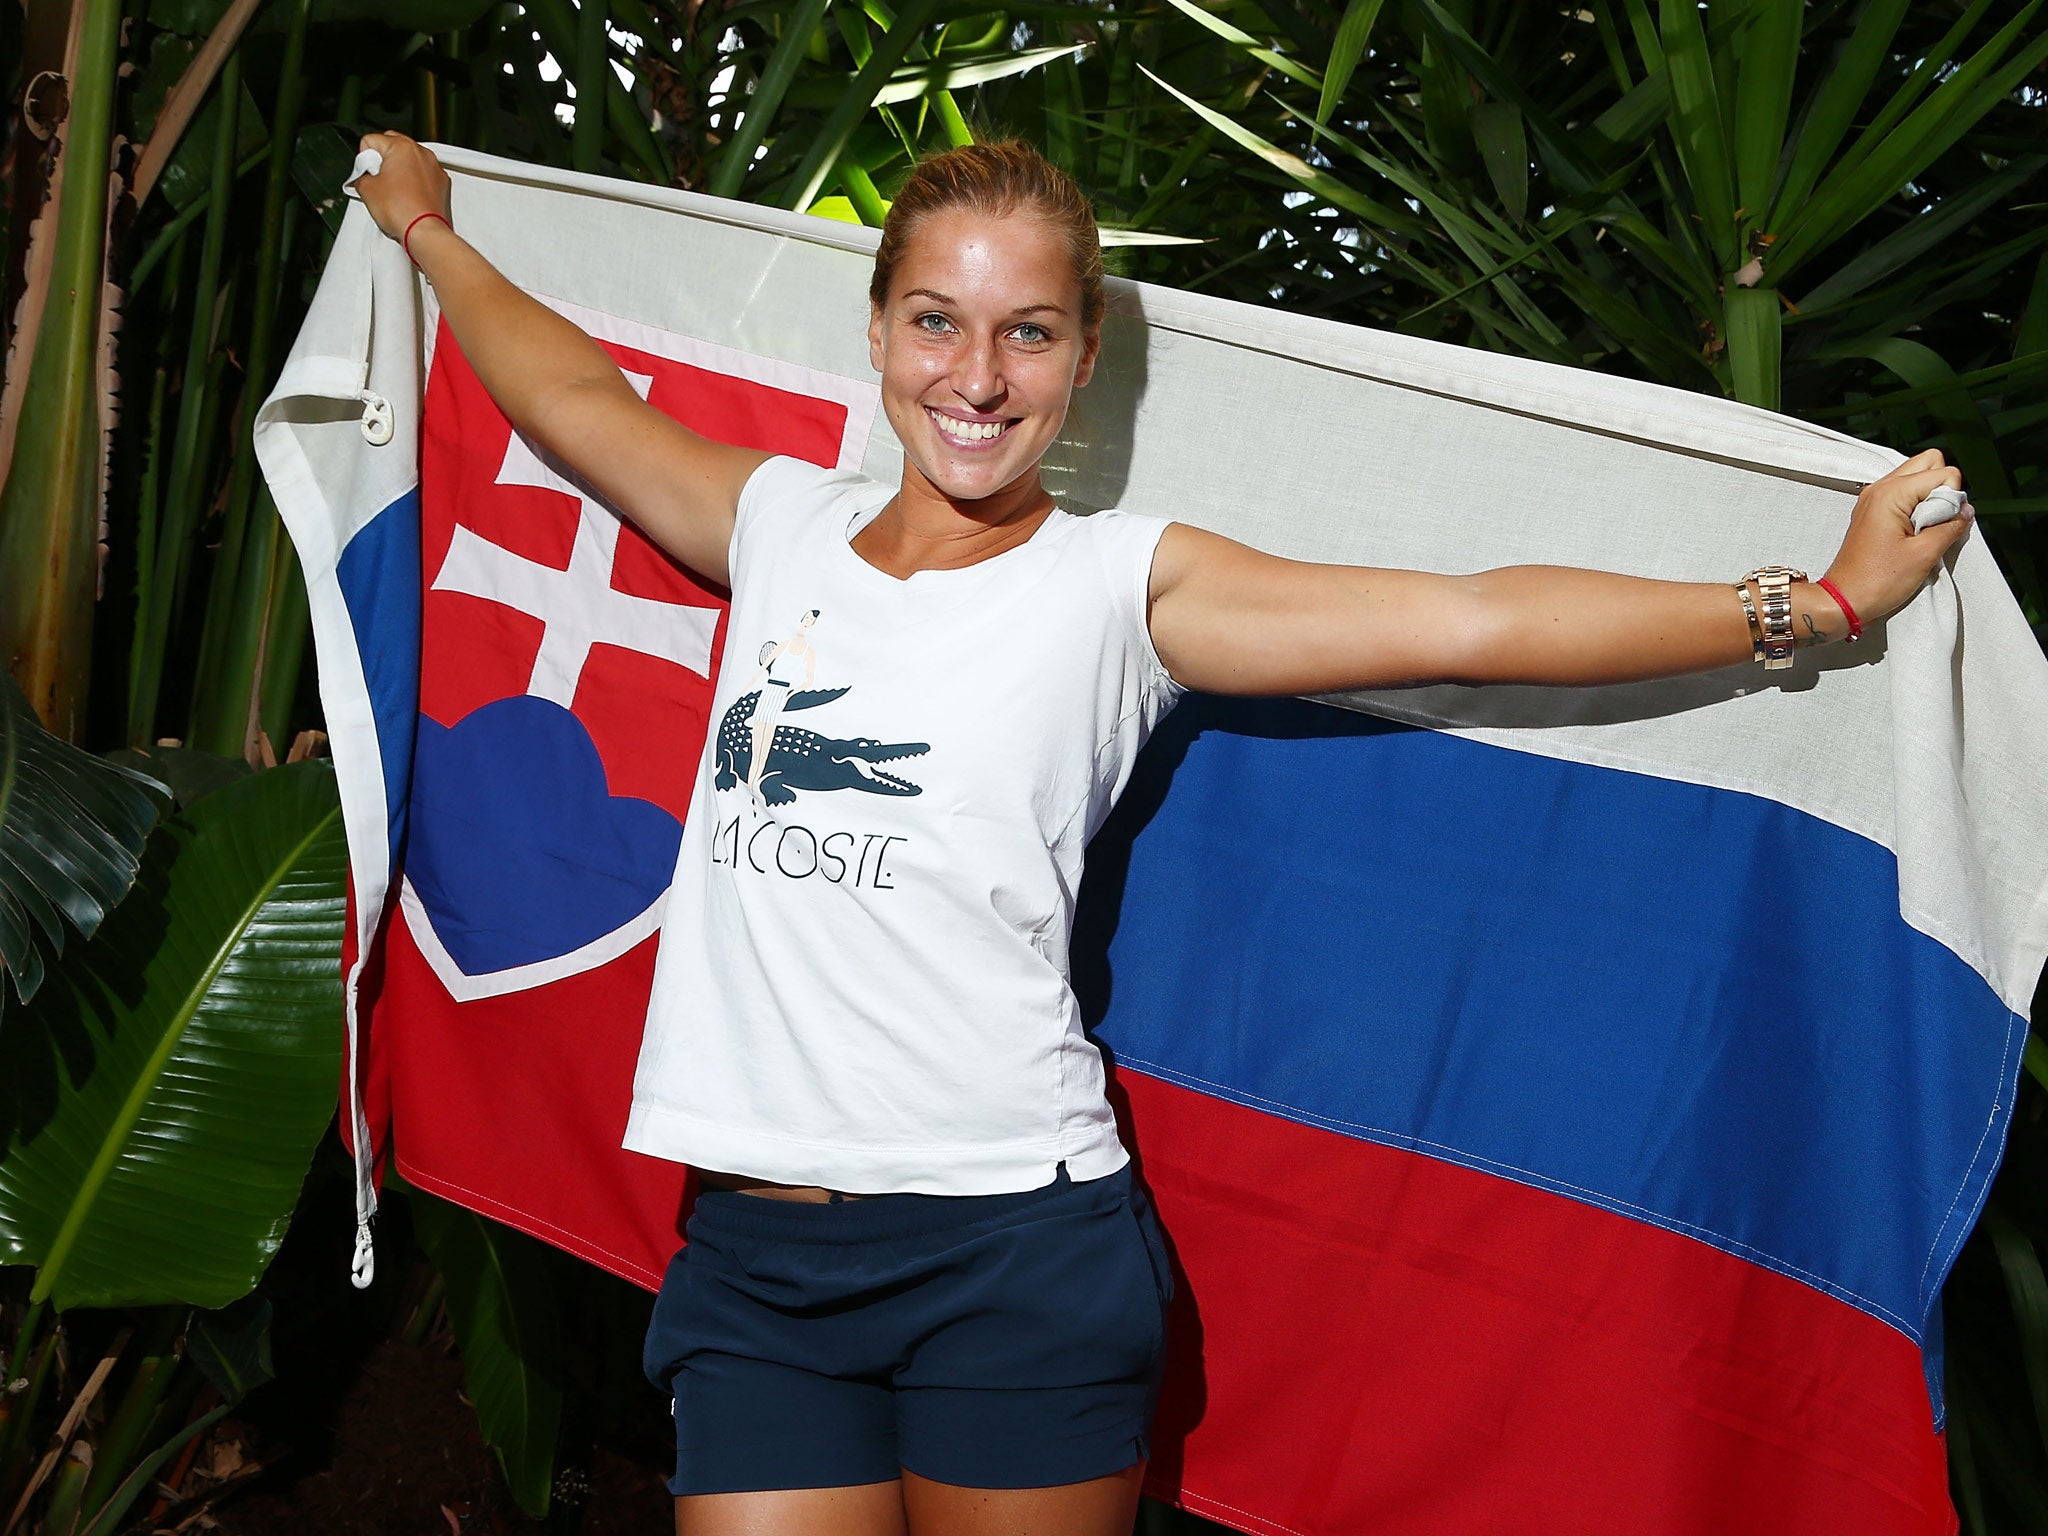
[402,210,455,269]
[1811,574,1865,644]
[1791,581,1846,648]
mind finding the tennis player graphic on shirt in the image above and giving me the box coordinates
[718,610,929,808]
[745,609,820,808]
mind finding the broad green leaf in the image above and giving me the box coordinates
[836,157,891,224]
[1098,228,1206,247]
[1469,101,1528,222]
[1146,74,1474,316]
[1417,32,1481,184]
[1291,106,1576,357]
[783,0,943,212]
[1724,285,1782,409]
[0,762,345,1310]
[806,193,866,223]
[0,0,123,744]
[1944,1340,2048,1534]
[2018,252,2048,360]
[1621,0,1663,72]
[1158,0,1324,91]
[155,68,269,213]
[1659,0,1736,269]
[0,676,165,1018]
[2026,1032,2048,1096]
[1408,0,1603,195]
[523,0,670,183]
[290,122,361,237]
[1584,66,1672,160]
[1768,0,1910,227]
[188,1295,278,1402]
[1983,1205,2048,1467]
[1829,0,2000,187]
[1856,338,2013,499]
[872,45,1084,103]
[142,0,241,34]
[413,1193,564,1519]
[1806,350,2048,420]
[75,1402,234,1536]
[710,0,836,198]
[1732,0,1801,218]
[1770,4,2048,278]
[1318,0,1387,124]
[1795,157,2047,314]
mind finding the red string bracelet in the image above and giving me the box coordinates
[1816,575,1863,642]
[402,211,452,266]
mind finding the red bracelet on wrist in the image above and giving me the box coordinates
[1815,576,1863,642]
[402,211,452,266]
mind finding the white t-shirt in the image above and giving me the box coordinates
[623,455,1184,1194]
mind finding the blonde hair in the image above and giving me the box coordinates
[869,139,1105,334]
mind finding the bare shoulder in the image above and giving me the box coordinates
[1148,521,1279,602]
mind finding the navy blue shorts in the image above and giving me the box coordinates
[641,1161,1174,1495]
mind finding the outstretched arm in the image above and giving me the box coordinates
[350,133,766,587]
[1147,451,1973,695]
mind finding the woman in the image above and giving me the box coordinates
[352,132,1970,1536]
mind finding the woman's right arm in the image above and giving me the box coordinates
[352,132,766,587]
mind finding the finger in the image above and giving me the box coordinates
[1868,449,1943,489]
[1874,465,1964,506]
[1893,448,1946,476]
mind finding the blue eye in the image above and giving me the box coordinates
[915,312,952,333]
[1013,323,1049,343]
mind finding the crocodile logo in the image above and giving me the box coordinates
[713,686,928,806]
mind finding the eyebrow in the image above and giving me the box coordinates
[902,287,1069,317]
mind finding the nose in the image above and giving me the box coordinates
[956,331,1005,411]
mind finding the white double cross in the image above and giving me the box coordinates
[430,370,719,706]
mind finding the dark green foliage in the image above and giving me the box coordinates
[0,675,165,1022]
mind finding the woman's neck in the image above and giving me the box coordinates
[852,462,1056,579]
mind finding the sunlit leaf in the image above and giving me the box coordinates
[0,763,344,1310]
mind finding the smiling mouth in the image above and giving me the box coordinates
[925,406,1015,445]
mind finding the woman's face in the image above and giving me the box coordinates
[867,206,1099,507]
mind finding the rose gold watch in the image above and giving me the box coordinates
[1741,565,1808,670]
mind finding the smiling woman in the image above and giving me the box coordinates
[346,129,1973,1536]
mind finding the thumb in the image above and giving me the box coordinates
[1919,502,1974,561]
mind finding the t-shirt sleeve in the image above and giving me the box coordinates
[1089,509,1186,726]
[729,454,841,583]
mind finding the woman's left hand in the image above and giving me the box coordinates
[1820,449,1975,627]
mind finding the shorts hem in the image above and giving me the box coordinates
[896,1436,1152,1491]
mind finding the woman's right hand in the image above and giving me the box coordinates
[353,131,452,244]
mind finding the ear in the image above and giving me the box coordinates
[1073,325,1102,389]
[868,303,886,374]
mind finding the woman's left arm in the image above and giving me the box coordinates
[1147,450,1975,696]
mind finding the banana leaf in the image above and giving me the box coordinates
[0,761,345,1310]
[411,1191,565,1518]
[0,0,125,743]
[0,674,165,1021]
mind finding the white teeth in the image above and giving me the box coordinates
[929,409,1007,442]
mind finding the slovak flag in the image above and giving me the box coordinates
[261,145,2048,1536]
[267,282,877,1286]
